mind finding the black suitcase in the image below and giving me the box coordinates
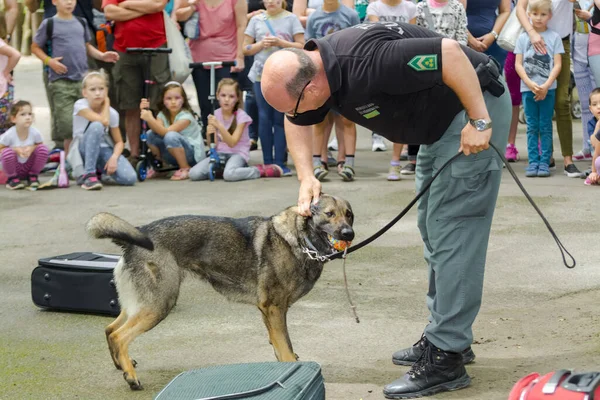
[154,362,325,400]
[31,252,121,316]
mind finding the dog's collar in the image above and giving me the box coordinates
[301,236,338,263]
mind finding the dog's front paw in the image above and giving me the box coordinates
[124,372,143,390]
[131,358,138,368]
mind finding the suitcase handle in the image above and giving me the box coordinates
[157,364,302,400]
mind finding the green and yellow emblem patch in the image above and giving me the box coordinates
[407,54,438,72]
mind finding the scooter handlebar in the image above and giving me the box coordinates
[189,61,236,69]
[126,47,173,54]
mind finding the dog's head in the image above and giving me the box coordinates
[307,194,354,253]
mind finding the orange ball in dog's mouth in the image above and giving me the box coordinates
[328,234,351,251]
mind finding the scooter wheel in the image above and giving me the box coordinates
[136,160,147,182]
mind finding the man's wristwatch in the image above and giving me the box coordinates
[490,30,498,40]
[469,118,493,131]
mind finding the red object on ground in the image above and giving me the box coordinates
[0,169,7,184]
[509,370,600,400]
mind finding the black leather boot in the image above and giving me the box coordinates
[392,335,476,366]
[384,341,471,399]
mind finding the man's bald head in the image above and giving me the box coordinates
[262,48,318,113]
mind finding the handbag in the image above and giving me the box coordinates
[163,11,193,83]
[184,11,200,39]
[497,7,524,52]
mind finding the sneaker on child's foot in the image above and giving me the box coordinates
[505,144,519,162]
[388,164,402,181]
[257,164,283,178]
[314,165,329,181]
[537,163,551,177]
[573,150,592,161]
[328,136,338,151]
[280,166,293,177]
[6,177,25,190]
[338,164,355,182]
[400,163,416,175]
[525,163,539,177]
[564,164,582,178]
[81,173,103,190]
[28,175,40,190]
[372,133,387,152]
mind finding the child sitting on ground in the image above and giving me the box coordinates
[190,78,282,181]
[141,81,205,180]
[68,70,137,190]
[0,101,49,190]
[585,87,600,185]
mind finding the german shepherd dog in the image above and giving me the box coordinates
[86,194,354,390]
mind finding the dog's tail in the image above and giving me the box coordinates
[86,212,154,251]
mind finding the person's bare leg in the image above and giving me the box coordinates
[125,109,141,157]
[508,105,519,145]
[148,144,161,160]
[63,139,72,156]
[392,143,403,163]
[167,147,190,169]
[319,113,334,164]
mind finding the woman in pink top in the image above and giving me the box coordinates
[177,0,248,136]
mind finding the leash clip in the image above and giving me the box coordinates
[301,246,332,263]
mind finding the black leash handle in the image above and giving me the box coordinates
[329,143,576,269]
[489,143,576,269]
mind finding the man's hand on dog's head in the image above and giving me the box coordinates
[298,177,321,216]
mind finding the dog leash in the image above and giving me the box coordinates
[329,142,576,268]
[327,142,577,323]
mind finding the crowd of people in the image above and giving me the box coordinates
[0,0,599,190]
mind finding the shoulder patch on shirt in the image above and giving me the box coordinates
[407,54,438,72]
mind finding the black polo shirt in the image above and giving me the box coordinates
[287,22,490,145]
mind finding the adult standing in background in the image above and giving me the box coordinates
[466,0,511,71]
[3,0,18,43]
[572,1,596,161]
[516,0,581,178]
[177,0,247,138]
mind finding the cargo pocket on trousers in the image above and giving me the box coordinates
[438,157,501,219]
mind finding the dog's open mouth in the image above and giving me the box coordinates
[327,234,352,252]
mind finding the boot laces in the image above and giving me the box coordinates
[408,343,436,379]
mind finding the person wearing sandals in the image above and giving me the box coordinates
[140,81,205,180]
[190,78,282,181]
[69,70,136,190]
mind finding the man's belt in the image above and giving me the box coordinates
[476,56,505,98]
